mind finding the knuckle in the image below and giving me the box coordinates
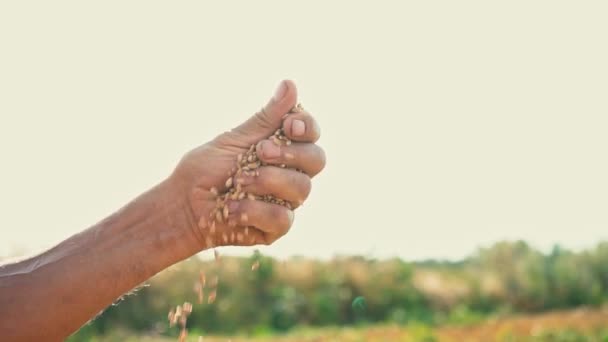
[309,118,321,142]
[312,145,327,175]
[256,167,273,188]
[269,205,285,222]
[299,176,312,200]
[287,170,301,186]
[263,234,275,245]
[271,206,292,233]
[261,231,285,245]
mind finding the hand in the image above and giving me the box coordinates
[170,80,325,250]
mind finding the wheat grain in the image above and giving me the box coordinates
[199,271,206,287]
[194,283,203,304]
[198,217,207,230]
[207,290,217,304]
[222,206,229,220]
[251,260,260,271]
[211,275,219,287]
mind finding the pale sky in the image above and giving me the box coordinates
[1,1,607,261]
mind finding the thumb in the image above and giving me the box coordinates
[264,79,298,122]
[232,80,298,141]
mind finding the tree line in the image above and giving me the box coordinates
[68,241,608,339]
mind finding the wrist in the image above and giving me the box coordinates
[153,176,203,259]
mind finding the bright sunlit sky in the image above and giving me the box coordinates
[1,1,607,261]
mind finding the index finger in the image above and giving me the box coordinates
[282,112,321,143]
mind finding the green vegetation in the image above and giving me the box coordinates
[64,241,608,341]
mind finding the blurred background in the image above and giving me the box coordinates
[1,1,607,341]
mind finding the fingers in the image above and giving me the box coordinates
[238,200,293,236]
[200,198,293,247]
[257,110,325,176]
[256,140,326,177]
[235,166,311,207]
[228,199,294,246]
[282,112,321,143]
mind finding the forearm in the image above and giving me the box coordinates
[0,177,199,341]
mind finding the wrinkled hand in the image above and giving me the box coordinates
[171,80,325,249]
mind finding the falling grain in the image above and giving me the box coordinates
[251,260,260,271]
[211,275,219,287]
[199,271,206,287]
[194,283,203,304]
[207,289,217,304]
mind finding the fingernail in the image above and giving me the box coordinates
[228,201,240,212]
[292,119,306,136]
[273,81,287,102]
[261,140,281,159]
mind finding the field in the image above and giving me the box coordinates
[66,242,608,342]
[86,307,608,342]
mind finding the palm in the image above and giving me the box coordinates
[180,131,261,192]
